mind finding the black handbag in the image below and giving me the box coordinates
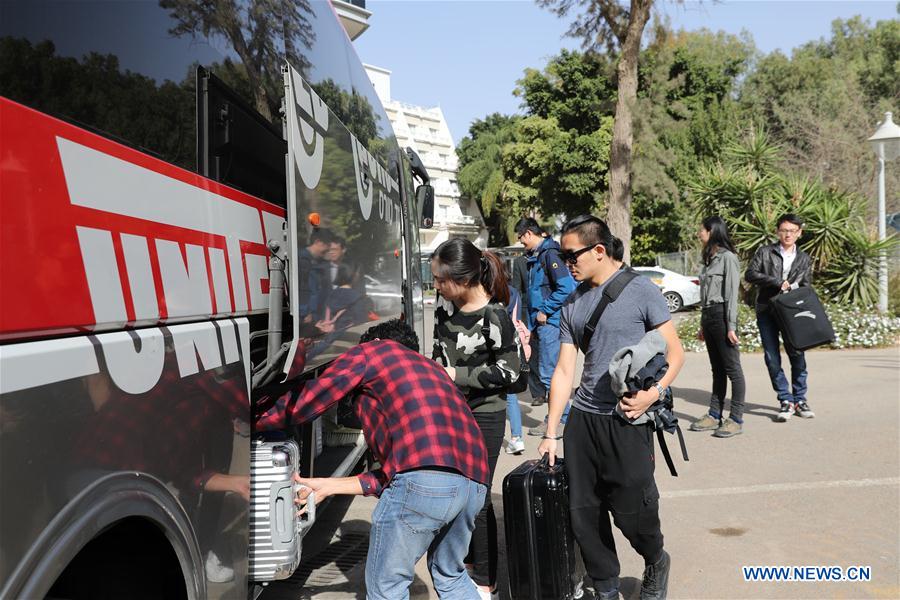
[769,287,835,350]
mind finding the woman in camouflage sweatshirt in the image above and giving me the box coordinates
[431,238,521,600]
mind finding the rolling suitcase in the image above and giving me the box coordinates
[503,455,585,600]
[249,438,316,582]
[770,287,835,350]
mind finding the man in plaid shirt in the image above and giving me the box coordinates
[255,319,488,599]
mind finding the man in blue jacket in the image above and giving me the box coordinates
[514,218,577,434]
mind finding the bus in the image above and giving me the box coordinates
[0,1,432,597]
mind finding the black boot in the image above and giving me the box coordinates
[640,550,670,600]
[531,391,546,407]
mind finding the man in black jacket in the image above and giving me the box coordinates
[744,214,815,422]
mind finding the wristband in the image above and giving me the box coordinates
[542,435,563,440]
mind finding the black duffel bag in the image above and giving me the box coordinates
[770,287,835,350]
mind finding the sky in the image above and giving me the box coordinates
[354,0,899,144]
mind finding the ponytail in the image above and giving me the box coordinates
[479,251,510,305]
[431,238,509,304]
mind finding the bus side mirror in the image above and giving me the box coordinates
[417,184,434,229]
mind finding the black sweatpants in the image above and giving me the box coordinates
[701,303,746,422]
[564,408,664,593]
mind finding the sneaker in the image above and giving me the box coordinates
[640,550,671,600]
[205,551,234,583]
[795,402,815,419]
[594,588,621,600]
[531,392,546,407]
[712,417,742,438]
[474,585,499,600]
[689,414,720,432]
[528,421,547,436]
[505,436,526,455]
[528,420,565,437]
[775,401,793,422]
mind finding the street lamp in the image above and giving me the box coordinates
[866,111,900,313]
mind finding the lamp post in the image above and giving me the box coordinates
[866,112,900,313]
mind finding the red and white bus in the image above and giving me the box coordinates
[0,1,432,597]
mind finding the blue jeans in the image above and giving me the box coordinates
[756,309,808,404]
[528,324,570,423]
[366,470,486,599]
[506,393,523,438]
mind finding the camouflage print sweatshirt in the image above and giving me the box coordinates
[432,297,521,413]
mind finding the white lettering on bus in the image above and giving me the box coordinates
[57,137,284,325]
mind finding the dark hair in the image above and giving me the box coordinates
[610,237,624,261]
[514,217,545,238]
[776,213,804,229]
[360,319,419,352]
[308,228,334,246]
[701,216,737,264]
[330,236,346,248]
[560,214,619,259]
[333,262,360,287]
[431,238,510,305]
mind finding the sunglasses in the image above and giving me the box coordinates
[560,245,595,265]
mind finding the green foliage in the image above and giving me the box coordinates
[501,51,616,219]
[739,15,900,211]
[502,113,614,218]
[687,127,899,307]
[676,303,900,353]
[456,113,521,245]
[631,26,756,261]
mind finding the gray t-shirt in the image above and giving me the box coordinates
[559,271,671,413]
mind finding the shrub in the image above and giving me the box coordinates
[676,303,900,352]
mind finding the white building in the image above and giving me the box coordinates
[331,0,371,41]
[364,65,488,252]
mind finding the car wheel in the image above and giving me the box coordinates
[664,291,683,313]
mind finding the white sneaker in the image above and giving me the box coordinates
[475,586,499,600]
[775,402,793,422]
[505,437,525,455]
[205,551,234,583]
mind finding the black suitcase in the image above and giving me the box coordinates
[770,287,835,350]
[503,455,585,600]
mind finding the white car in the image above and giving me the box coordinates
[633,266,701,313]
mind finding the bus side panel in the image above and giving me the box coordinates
[0,98,285,341]
[0,318,252,596]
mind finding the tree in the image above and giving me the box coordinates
[159,0,315,121]
[739,15,900,214]
[503,50,615,221]
[538,0,654,262]
[630,24,754,263]
[456,114,520,245]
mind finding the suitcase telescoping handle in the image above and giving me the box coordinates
[293,483,316,534]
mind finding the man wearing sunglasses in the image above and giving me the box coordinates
[538,215,684,600]
[514,218,576,427]
[745,213,814,422]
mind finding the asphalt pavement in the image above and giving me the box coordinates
[262,309,900,600]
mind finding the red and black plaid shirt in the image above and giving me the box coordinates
[255,340,489,496]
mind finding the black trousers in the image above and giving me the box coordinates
[564,408,664,593]
[466,408,505,587]
[701,303,746,421]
